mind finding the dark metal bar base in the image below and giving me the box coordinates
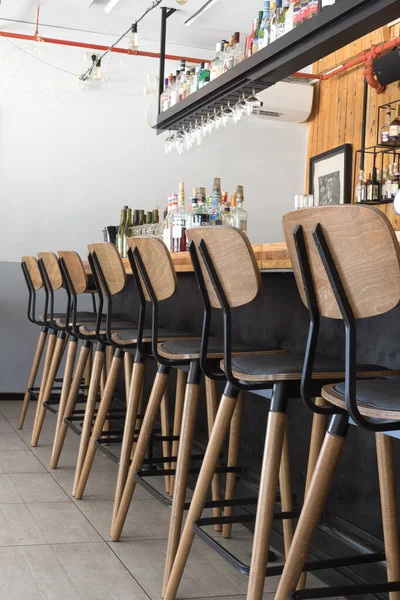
[290,578,400,599]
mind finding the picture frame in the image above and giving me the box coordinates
[309,143,352,206]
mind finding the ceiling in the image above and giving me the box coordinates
[0,0,264,51]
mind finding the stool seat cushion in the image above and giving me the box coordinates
[226,353,393,382]
[321,380,400,420]
[158,339,283,360]
[111,329,200,346]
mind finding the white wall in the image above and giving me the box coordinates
[0,37,307,262]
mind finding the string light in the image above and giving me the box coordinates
[129,24,139,51]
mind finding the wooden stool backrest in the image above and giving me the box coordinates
[282,205,400,319]
[37,252,63,291]
[87,242,126,296]
[21,256,43,291]
[58,251,89,295]
[128,237,177,302]
[186,226,261,309]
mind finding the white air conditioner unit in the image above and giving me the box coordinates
[254,81,314,124]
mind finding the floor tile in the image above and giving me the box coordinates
[0,473,69,504]
[0,401,36,418]
[78,498,171,541]
[0,417,17,433]
[0,450,46,474]
[17,429,78,448]
[32,442,118,473]
[0,433,30,452]
[0,501,101,546]
[52,469,151,502]
[8,412,58,433]
[0,542,150,600]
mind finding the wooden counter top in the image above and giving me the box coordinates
[120,242,292,273]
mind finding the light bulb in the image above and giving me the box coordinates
[129,24,139,50]
[93,65,102,80]
[176,0,187,4]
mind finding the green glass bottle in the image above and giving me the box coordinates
[116,206,128,256]
[252,10,264,54]
[277,0,289,38]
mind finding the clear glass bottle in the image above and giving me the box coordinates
[116,206,128,256]
[160,77,169,113]
[380,106,392,145]
[355,170,366,203]
[211,43,225,82]
[233,32,244,65]
[269,2,278,43]
[285,0,296,32]
[389,104,400,143]
[229,186,248,234]
[223,35,235,73]
[381,168,389,200]
[172,183,190,252]
[277,0,289,38]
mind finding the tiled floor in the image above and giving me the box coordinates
[0,400,340,600]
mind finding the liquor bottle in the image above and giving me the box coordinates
[252,11,264,53]
[191,66,200,94]
[211,42,225,81]
[277,0,289,38]
[163,197,173,250]
[198,187,207,205]
[223,35,235,73]
[189,188,198,225]
[152,209,159,224]
[160,78,169,113]
[366,168,380,201]
[229,186,248,234]
[293,0,302,26]
[389,104,400,143]
[169,76,177,107]
[392,163,400,199]
[381,168,389,200]
[116,206,128,256]
[355,170,366,203]
[188,67,196,95]
[246,17,258,58]
[192,196,210,227]
[233,32,244,65]
[172,183,190,252]
[269,2,278,43]
[380,106,392,145]
[308,0,318,17]
[198,63,211,88]
[209,177,222,225]
[300,0,311,21]
[258,2,270,50]
[285,0,296,32]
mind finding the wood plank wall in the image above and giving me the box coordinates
[306,21,400,227]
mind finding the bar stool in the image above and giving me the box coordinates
[275,205,400,600]
[108,236,285,593]
[162,225,399,600]
[73,241,196,501]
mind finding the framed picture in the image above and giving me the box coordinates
[309,144,352,206]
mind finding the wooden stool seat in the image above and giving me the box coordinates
[323,380,400,420]
[79,321,135,336]
[158,338,285,360]
[39,311,98,323]
[224,353,396,382]
[112,329,200,346]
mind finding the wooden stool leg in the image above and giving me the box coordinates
[162,362,201,596]
[297,396,329,590]
[247,383,288,600]
[275,414,348,600]
[31,331,66,447]
[84,345,93,397]
[223,390,244,539]
[50,341,91,469]
[163,385,239,600]
[124,352,133,407]
[72,344,105,496]
[376,433,400,600]
[31,330,56,441]
[18,328,48,429]
[112,358,146,529]
[169,369,188,496]
[279,427,294,558]
[52,337,78,452]
[100,363,107,397]
[74,350,123,500]
[111,366,170,542]
[205,377,223,533]
[160,390,171,494]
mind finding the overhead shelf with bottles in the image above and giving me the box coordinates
[154,0,400,134]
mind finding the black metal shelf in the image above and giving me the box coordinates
[155,0,400,134]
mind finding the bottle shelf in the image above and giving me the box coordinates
[154,0,400,134]
[357,199,394,205]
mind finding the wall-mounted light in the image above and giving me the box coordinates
[185,0,220,27]
[129,24,139,51]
